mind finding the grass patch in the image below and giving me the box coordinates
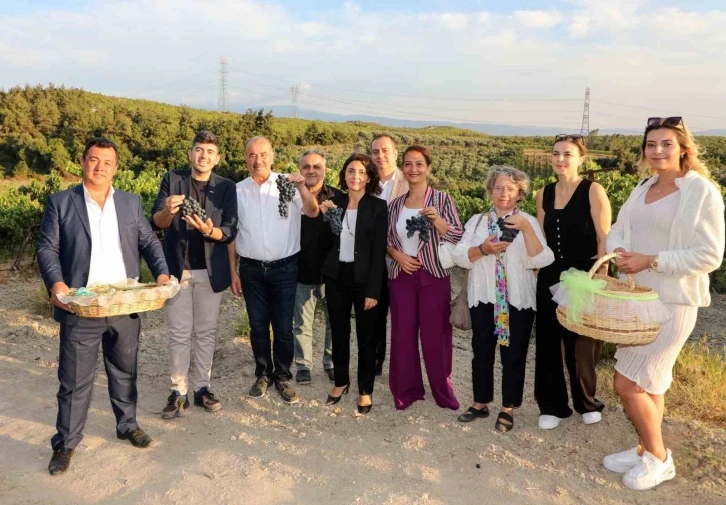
[596,338,726,428]
[234,307,251,337]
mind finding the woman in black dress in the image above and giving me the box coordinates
[534,134,612,430]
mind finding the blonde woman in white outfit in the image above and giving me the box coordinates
[605,117,725,491]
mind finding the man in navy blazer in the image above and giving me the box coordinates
[37,138,169,475]
[151,131,237,418]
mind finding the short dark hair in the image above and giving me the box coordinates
[371,134,397,149]
[402,144,432,166]
[192,130,219,149]
[83,138,118,160]
[339,153,381,196]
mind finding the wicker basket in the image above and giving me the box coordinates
[555,253,660,346]
[65,280,179,318]
[69,296,168,318]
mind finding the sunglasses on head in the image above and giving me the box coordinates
[554,134,585,142]
[647,117,683,128]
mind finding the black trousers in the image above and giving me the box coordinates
[325,262,377,395]
[373,267,390,369]
[470,302,534,408]
[535,266,604,417]
[52,314,141,450]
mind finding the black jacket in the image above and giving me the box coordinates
[320,193,388,299]
[298,184,343,285]
[151,170,237,293]
[37,185,169,325]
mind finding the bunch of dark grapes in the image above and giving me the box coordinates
[181,197,207,221]
[405,214,432,242]
[276,175,296,218]
[496,217,520,242]
[323,207,344,235]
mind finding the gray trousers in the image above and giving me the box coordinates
[166,269,224,396]
[52,314,141,450]
[293,282,333,372]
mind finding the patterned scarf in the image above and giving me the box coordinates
[488,207,518,347]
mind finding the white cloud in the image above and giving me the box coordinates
[419,12,469,31]
[512,10,561,29]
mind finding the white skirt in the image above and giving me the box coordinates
[614,304,698,395]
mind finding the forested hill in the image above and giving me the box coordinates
[1,85,725,280]
[3,85,726,183]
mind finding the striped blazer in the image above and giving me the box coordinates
[387,186,464,279]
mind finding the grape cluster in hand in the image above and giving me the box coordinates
[181,198,207,220]
[405,214,432,242]
[323,207,344,235]
[497,217,520,243]
[276,175,296,218]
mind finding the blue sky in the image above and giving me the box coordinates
[2,1,726,131]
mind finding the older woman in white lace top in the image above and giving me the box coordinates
[453,166,553,432]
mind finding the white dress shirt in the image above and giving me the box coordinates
[83,185,127,287]
[453,212,554,310]
[234,172,304,262]
[339,209,357,262]
[396,207,422,257]
[377,170,397,202]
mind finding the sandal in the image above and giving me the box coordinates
[495,411,514,432]
[457,405,490,423]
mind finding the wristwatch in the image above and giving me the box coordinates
[649,255,659,271]
[203,229,212,238]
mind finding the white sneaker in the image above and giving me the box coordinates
[538,415,563,430]
[623,449,676,491]
[603,446,642,474]
[582,411,602,425]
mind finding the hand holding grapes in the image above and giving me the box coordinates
[286,173,307,188]
[319,200,337,215]
[165,195,185,215]
[182,213,214,236]
[420,206,449,235]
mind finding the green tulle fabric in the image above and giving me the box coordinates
[558,269,607,324]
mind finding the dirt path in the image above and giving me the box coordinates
[0,272,724,505]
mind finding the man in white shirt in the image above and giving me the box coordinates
[229,136,319,404]
[38,138,169,475]
[370,134,408,375]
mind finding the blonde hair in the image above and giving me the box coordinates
[485,165,530,202]
[636,120,710,179]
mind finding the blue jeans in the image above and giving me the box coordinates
[239,256,298,382]
[293,283,333,372]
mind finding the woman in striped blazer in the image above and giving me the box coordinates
[386,145,464,410]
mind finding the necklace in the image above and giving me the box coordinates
[345,210,355,237]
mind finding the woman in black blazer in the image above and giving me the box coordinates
[320,153,388,414]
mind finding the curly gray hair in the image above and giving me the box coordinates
[484,165,530,202]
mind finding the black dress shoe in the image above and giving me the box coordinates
[495,411,514,433]
[48,447,74,475]
[326,384,350,405]
[117,428,153,448]
[357,395,373,415]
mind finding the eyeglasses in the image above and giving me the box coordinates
[554,134,585,142]
[647,117,683,128]
[492,185,519,194]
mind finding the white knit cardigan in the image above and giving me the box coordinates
[606,170,725,307]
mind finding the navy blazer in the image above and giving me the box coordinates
[320,193,388,299]
[151,170,237,293]
[37,184,169,325]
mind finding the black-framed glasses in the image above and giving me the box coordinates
[647,117,683,128]
[554,133,584,142]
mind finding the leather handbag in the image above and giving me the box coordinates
[449,214,485,330]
